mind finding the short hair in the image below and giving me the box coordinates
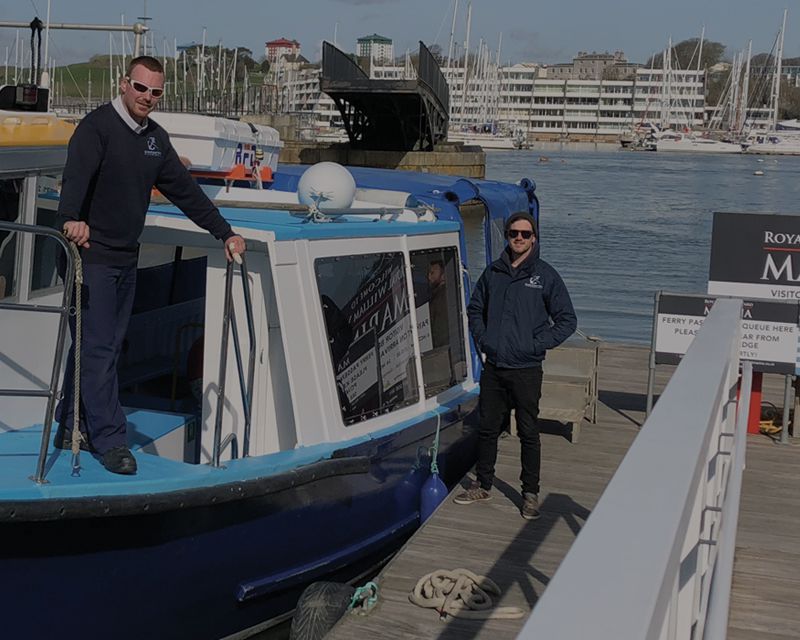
[126,55,164,77]
[429,259,445,271]
[505,211,537,235]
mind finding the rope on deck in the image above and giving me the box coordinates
[409,569,526,620]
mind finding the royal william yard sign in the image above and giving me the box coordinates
[654,292,800,374]
[708,212,800,300]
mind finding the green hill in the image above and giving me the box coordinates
[50,56,264,100]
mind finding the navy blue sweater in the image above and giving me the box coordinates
[56,103,233,265]
[467,246,577,368]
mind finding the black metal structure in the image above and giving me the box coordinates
[320,41,449,151]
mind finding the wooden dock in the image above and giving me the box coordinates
[327,343,800,640]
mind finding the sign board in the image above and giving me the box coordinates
[654,292,800,374]
[708,212,800,301]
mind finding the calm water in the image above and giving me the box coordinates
[463,149,800,344]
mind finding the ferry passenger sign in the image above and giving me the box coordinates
[708,212,800,301]
[654,292,800,374]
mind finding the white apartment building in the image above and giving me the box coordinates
[276,59,709,140]
[356,34,394,65]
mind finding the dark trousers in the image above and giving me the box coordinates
[475,362,543,494]
[56,261,137,454]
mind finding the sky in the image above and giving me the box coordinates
[1,0,798,68]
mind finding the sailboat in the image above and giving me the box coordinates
[743,10,799,155]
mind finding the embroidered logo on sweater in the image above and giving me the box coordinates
[524,275,542,289]
[144,136,162,157]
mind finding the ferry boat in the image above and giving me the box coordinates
[0,84,537,639]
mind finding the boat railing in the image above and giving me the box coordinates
[211,252,256,467]
[517,298,750,640]
[0,221,77,484]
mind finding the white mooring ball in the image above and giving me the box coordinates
[297,162,357,210]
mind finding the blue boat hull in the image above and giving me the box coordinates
[1,401,478,639]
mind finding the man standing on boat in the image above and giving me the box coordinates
[456,212,576,519]
[54,56,246,475]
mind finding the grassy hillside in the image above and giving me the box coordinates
[50,55,265,100]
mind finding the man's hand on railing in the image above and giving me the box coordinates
[62,221,91,248]
[225,234,246,264]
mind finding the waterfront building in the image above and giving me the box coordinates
[265,38,301,64]
[544,51,639,81]
[356,34,394,65]
[276,52,709,142]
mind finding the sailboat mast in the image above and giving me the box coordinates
[446,0,459,71]
[696,25,705,72]
[740,40,752,132]
[773,8,788,128]
[461,1,472,125]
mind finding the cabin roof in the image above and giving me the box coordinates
[147,203,462,241]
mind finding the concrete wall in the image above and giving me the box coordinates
[278,141,486,178]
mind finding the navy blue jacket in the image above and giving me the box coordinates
[56,103,233,266]
[468,246,577,368]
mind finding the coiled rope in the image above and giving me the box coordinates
[409,568,526,620]
[67,242,83,475]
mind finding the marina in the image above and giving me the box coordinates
[1,4,800,638]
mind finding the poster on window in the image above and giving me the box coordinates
[318,252,417,423]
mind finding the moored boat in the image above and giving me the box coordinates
[0,87,537,639]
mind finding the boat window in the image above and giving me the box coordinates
[410,247,468,397]
[315,252,419,425]
[29,178,64,293]
[0,178,22,299]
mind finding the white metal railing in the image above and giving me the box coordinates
[518,298,751,640]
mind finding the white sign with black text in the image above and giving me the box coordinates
[654,293,800,375]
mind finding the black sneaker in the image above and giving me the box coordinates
[53,427,93,452]
[101,446,137,475]
[521,492,541,520]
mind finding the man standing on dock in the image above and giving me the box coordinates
[456,212,576,519]
[54,55,246,475]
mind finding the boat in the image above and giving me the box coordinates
[0,84,538,639]
[654,130,743,154]
[744,129,800,155]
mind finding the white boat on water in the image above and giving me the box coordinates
[744,129,800,155]
[655,131,743,154]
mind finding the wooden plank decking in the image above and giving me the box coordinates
[327,343,800,640]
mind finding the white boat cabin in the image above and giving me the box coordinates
[1,167,476,467]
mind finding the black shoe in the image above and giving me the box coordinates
[101,446,138,475]
[53,427,93,452]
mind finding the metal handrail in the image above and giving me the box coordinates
[211,253,256,467]
[517,298,747,640]
[0,221,77,484]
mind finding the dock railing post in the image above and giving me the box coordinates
[646,290,660,417]
[780,373,793,445]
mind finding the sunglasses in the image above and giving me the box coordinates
[507,229,534,239]
[127,77,164,98]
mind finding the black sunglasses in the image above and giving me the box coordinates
[128,78,164,98]
[507,229,534,239]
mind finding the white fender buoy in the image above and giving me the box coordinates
[297,162,356,210]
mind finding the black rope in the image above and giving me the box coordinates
[29,17,44,85]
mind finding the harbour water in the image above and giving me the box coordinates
[466,149,800,344]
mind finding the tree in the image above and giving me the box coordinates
[646,39,726,70]
[779,79,800,119]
